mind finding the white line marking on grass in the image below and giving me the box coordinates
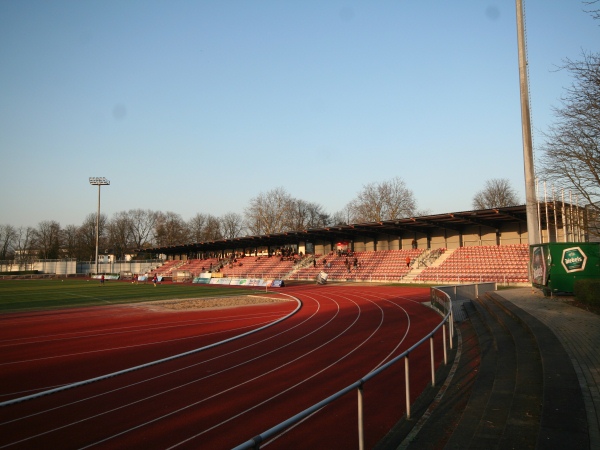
[62,292,111,304]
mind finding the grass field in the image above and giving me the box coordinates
[0,279,266,313]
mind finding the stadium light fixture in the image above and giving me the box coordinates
[515,0,540,245]
[89,177,110,276]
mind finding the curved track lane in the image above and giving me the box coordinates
[0,286,444,449]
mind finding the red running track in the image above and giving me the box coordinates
[0,285,445,449]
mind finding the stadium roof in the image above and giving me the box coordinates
[142,204,540,256]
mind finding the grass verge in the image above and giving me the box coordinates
[0,279,265,313]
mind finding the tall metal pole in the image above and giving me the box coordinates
[95,184,101,275]
[89,177,110,275]
[515,0,540,245]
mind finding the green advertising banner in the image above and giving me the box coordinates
[530,242,600,295]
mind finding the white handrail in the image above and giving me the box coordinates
[233,287,453,449]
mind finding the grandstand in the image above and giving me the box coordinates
[220,256,297,279]
[1,204,587,285]
[142,245,530,285]
[139,204,588,285]
[293,249,425,282]
[414,244,529,284]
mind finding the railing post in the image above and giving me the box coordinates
[358,382,365,450]
[443,323,448,365]
[405,354,411,419]
[430,335,435,386]
[449,310,454,349]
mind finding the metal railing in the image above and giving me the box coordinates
[415,273,529,285]
[233,288,454,450]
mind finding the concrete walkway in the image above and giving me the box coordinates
[494,287,600,448]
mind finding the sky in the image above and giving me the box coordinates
[1,1,599,229]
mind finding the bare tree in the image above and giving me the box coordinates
[539,52,600,236]
[539,57,600,170]
[79,213,107,261]
[154,212,188,246]
[204,215,223,241]
[347,177,417,223]
[14,226,36,269]
[34,221,62,259]
[584,0,600,21]
[332,204,353,226]
[0,224,17,260]
[221,212,244,239]
[62,224,80,259]
[107,211,133,260]
[245,187,294,235]
[537,3,600,236]
[128,209,158,249]
[187,213,224,241]
[472,178,520,209]
[286,200,330,230]
[188,213,208,242]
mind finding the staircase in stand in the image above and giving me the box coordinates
[403,248,455,283]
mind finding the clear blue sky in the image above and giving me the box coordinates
[1,1,598,229]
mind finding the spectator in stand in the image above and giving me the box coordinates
[406,256,411,268]
[313,259,316,268]
[412,239,417,249]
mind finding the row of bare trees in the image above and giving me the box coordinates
[1,173,532,262]
[0,177,427,261]
[0,209,237,262]
[0,210,154,262]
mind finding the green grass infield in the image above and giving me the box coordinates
[0,279,266,313]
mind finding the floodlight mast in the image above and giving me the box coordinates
[89,177,110,276]
[515,0,540,245]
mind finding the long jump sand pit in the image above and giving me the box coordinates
[142,295,293,311]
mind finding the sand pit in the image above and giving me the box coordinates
[144,295,291,311]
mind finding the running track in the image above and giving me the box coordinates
[0,285,445,449]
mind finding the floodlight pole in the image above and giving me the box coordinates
[515,0,540,245]
[89,177,110,275]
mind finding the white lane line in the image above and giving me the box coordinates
[262,290,428,447]
[0,295,302,408]
[3,289,415,449]
[0,296,324,447]
[0,317,281,367]
[0,311,285,348]
[164,293,390,449]
[0,296,320,427]
[77,296,352,449]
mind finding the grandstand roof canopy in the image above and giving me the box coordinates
[143,205,535,256]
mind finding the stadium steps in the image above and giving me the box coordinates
[484,292,589,448]
[381,291,589,449]
[428,248,454,267]
[444,295,542,448]
[446,293,588,448]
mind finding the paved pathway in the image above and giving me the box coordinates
[495,287,600,448]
